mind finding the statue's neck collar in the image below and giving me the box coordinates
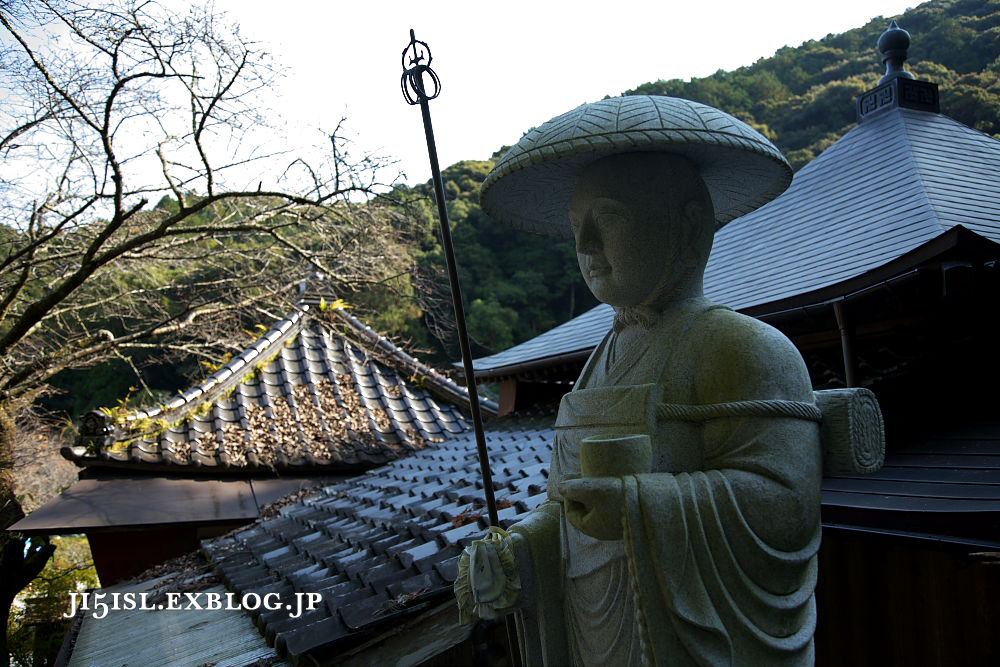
[613,296,710,333]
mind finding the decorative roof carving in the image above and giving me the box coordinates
[859,20,939,121]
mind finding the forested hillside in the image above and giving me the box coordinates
[395,159,599,356]
[37,0,1000,415]
[402,0,999,363]
[625,0,1000,168]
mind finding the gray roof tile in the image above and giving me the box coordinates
[187,394,1000,664]
[275,614,351,659]
[69,305,488,471]
[198,417,555,662]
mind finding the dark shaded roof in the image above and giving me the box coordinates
[706,107,1000,310]
[471,106,1000,375]
[10,475,333,534]
[58,415,999,664]
[823,419,1000,545]
[64,305,486,472]
[184,412,996,664]
[469,303,613,377]
[199,417,553,664]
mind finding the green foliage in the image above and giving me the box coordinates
[406,160,598,360]
[944,69,1000,134]
[623,0,1000,168]
[8,536,99,667]
[401,0,1000,362]
[467,298,519,352]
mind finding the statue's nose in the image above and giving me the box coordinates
[575,220,600,254]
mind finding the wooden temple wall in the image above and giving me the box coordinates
[816,530,999,665]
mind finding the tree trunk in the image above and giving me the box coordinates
[0,405,54,667]
[0,589,13,667]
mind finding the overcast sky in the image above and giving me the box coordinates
[201,0,917,187]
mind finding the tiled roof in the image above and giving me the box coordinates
[200,417,553,663]
[186,413,999,664]
[64,305,486,471]
[9,475,334,534]
[66,576,285,667]
[471,106,1000,374]
[469,303,613,376]
[705,107,1000,309]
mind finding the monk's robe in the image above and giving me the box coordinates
[509,298,822,667]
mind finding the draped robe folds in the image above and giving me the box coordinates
[509,299,823,666]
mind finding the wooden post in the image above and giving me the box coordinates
[833,300,856,387]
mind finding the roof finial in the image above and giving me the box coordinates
[878,19,915,84]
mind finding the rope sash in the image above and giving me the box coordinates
[657,400,823,423]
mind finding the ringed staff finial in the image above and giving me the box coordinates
[401,30,441,105]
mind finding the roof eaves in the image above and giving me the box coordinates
[740,224,998,317]
[466,347,593,381]
[468,304,614,374]
[902,109,1000,242]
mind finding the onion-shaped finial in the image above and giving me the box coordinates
[878,20,915,84]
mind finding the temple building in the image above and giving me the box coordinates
[22,21,1000,667]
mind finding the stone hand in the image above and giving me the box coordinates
[454,526,521,623]
[558,476,625,541]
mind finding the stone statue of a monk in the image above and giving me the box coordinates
[456,95,823,666]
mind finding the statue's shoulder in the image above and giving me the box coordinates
[686,306,813,403]
[692,307,797,356]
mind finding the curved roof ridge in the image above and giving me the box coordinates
[329,306,498,413]
[894,109,952,237]
[124,307,308,426]
[66,303,480,471]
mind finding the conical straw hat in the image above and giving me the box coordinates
[481,95,791,238]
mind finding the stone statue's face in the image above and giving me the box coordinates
[569,171,680,308]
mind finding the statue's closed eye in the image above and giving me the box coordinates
[594,212,627,229]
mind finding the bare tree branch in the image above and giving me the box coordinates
[0,0,422,409]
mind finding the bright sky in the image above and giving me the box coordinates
[198,0,916,187]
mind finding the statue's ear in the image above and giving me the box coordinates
[679,200,710,266]
[682,199,707,225]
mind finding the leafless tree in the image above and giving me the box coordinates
[0,2,418,660]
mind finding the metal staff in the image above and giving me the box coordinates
[401,30,500,527]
